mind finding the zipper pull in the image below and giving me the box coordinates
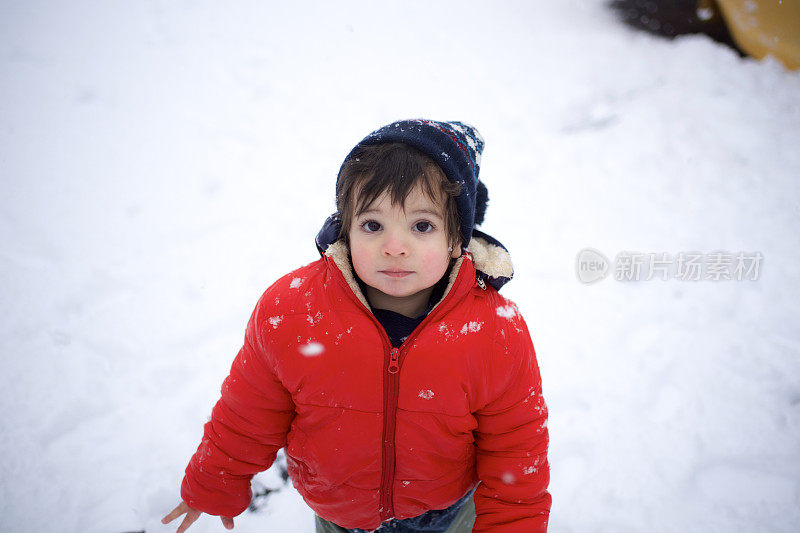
[388,348,400,374]
[476,277,487,290]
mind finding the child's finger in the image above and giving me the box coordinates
[221,516,234,529]
[176,511,199,533]
[161,503,186,524]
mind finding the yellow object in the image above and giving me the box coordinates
[715,0,800,70]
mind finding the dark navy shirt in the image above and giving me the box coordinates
[371,308,423,347]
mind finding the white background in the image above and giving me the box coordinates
[2,1,799,532]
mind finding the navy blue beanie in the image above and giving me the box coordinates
[336,119,487,251]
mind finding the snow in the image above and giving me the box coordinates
[1,1,799,532]
[298,342,324,357]
[305,311,323,326]
[459,321,483,334]
[496,305,518,318]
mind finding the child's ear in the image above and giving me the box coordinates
[450,240,462,258]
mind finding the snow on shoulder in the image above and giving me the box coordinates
[496,304,518,319]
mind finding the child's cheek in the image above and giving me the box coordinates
[421,249,451,278]
[348,243,371,278]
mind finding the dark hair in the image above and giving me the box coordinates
[336,142,462,248]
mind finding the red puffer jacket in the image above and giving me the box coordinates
[181,238,551,531]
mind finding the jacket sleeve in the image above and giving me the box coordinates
[472,314,551,532]
[180,294,295,517]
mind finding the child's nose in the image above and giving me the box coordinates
[381,230,408,256]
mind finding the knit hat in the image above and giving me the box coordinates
[336,119,488,252]
[315,119,514,291]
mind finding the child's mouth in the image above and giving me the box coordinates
[380,270,413,278]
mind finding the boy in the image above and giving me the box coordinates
[163,119,551,532]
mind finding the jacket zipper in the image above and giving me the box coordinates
[380,346,401,520]
[324,255,473,522]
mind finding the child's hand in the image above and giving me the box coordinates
[162,500,235,532]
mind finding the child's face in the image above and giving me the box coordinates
[348,184,460,318]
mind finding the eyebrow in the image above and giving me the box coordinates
[357,207,443,219]
[409,208,443,218]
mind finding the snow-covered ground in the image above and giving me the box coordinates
[2,1,799,532]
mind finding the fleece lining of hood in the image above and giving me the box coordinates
[466,235,514,280]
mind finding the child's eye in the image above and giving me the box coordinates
[414,221,434,233]
[361,220,382,233]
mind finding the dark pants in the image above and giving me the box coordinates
[314,492,476,533]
